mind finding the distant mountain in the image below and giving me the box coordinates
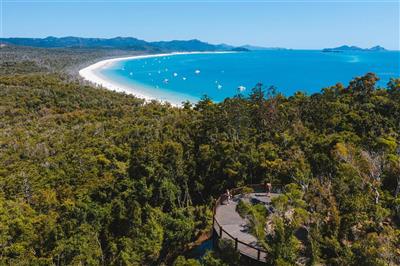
[149,39,232,51]
[240,45,287,51]
[368,45,387,51]
[322,45,387,52]
[0,36,239,52]
[0,36,153,50]
[230,47,250,52]
[217,43,236,50]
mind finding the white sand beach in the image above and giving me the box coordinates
[79,51,233,106]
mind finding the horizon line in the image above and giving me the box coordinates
[1,35,397,51]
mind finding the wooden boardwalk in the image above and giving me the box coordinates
[213,192,280,262]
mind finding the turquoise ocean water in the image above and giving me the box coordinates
[99,50,400,103]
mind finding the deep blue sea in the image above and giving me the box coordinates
[99,50,400,103]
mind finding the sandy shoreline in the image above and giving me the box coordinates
[79,51,233,106]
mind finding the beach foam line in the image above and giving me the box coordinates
[79,51,234,106]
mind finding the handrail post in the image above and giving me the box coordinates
[257,249,261,260]
[212,216,216,248]
[235,238,238,250]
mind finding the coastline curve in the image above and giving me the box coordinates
[79,51,234,106]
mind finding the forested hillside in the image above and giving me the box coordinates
[0,47,399,265]
[0,45,144,76]
[0,37,234,52]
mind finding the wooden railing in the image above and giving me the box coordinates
[212,184,284,263]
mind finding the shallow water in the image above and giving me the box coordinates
[100,50,400,103]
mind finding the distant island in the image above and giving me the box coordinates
[322,45,386,52]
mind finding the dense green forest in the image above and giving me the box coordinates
[0,46,399,265]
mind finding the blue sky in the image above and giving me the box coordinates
[1,0,399,49]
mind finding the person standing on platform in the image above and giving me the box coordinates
[264,181,272,196]
[226,189,232,205]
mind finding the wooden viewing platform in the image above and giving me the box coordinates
[212,184,283,263]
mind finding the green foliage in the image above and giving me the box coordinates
[239,186,254,195]
[236,199,251,218]
[215,240,240,266]
[267,184,309,264]
[236,200,267,242]
[0,48,399,265]
[173,256,201,266]
[202,251,228,266]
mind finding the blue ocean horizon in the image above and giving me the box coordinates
[99,50,400,103]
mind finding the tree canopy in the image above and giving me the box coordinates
[0,46,399,265]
